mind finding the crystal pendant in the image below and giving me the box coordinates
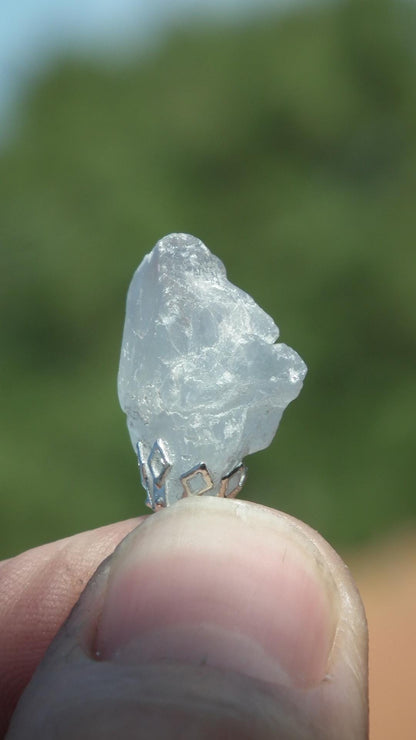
[118,233,307,510]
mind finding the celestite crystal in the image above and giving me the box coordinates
[118,233,307,509]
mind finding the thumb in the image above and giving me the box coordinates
[6,497,368,739]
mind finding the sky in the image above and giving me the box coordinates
[0,0,313,135]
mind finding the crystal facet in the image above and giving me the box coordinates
[118,233,307,509]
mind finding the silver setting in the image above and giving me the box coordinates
[180,463,214,498]
[148,439,172,489]
[219,463,248,498]
[137,440,248,510]
[137,438,171,510]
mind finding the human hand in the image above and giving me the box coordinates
[1,497,368,738]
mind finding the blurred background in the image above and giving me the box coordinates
[0,0,415,736]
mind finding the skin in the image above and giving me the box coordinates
[0,497,368,739]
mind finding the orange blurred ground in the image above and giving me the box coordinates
[348,529,416,740]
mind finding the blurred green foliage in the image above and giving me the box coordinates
[1,0,415,558]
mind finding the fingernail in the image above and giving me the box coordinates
[95,497,339,689]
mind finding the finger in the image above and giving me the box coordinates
[6,498,368,739]
[0,518,139,735]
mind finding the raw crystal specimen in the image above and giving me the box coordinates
[118,233,307,509]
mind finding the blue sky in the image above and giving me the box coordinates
[0,0,311,130]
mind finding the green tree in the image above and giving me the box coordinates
[1,0,415,557]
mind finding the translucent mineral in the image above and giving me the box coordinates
[118,233,307,509]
